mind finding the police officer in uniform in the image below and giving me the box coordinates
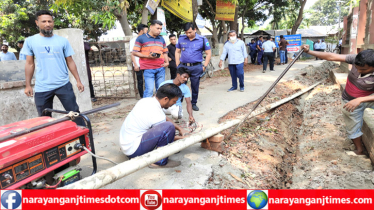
[247,39,257,64]
[256,36,264,65]
[175,22,212,111]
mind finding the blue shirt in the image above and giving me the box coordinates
[220,40,248,65]
[256,40,263,50]
[0,51,17,61]
[159,80,191,107]
[262,40,276,52]
[176,34,211,63]
[314,42,321,50]
[22,34,75,92]
[320,42,326,50]
[248,42,257,51]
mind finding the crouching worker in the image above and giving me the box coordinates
[302,45,374,156]
[120,83,188,168]
[159,67,195,124]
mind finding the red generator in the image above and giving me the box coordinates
[0,108,99,189]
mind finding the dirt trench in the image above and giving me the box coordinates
[205,62,374,189]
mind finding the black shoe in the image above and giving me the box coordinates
[91,98,97,102]
[192,104,199,111]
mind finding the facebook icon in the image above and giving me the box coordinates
[1,190,22,209]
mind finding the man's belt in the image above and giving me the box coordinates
[181,62,201,66]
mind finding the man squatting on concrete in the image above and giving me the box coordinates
[132,20,169,98]
[302,44,374,155]
[175,22,212,112]
[120,84,188,168]
[219,30,248,92]
[159,67,195,124]
[23,10,85,126]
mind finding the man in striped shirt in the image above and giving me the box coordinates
[132,20,169,98]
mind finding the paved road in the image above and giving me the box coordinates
[78,60,324,189]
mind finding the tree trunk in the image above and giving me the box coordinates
[222,20,227,43]
[218,22,223,43]
[211,25,218,49]
[116,8,132,36]
[241,17,245,39]
[192,0,201,34]
[229,6,239,33]
[141,0,149,24]
[290,0,307,35]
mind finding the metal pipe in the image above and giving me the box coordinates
[61,83,320,189]
[0,103,120,143]
[227,48,305,140]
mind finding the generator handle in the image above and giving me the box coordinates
[0,103,120,143]
[79,114,97,175]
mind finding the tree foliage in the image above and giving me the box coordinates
[0,0,109,47]
[308,0,350,26]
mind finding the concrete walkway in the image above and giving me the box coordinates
[79,59,324,189]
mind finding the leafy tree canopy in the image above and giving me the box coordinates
[307,0,350,26]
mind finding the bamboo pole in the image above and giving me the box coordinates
[62,82,321,189]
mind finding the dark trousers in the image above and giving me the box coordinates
[263,52,275,71]
[34,82,84,126]
[127,122,175,166]
[88,81,95,98]
[135,70,144,98]
[250,51,257,64]
[179,64,203,105]
[339,46,342,54]
[170,67,177,80]
[257,50,263,65]
[228,63,244,89]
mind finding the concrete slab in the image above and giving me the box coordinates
[78,59,326,189]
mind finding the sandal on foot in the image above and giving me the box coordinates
[148,159,181,169]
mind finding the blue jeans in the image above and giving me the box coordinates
[127,122,175,166]
[34,82,84,126]
[342,99,374,139]
[143,67,165,98]
[228,63,244,89]
[280,50,286,63]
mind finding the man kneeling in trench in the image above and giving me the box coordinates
[302,44,374,155]
[119,83,188,168]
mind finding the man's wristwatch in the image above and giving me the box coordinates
[203,65,207,69]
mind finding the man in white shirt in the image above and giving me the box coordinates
[130,24,148,98]
[314,39,322,60]
[320,40,326,52]
[120,83,188,168]
[262,37,276,73]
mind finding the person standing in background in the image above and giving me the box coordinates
[132,20,168,98]
[84,42,97,102]
[314,39,322,60]
[175,22,212,112]
[219,30,247,92]
[256,36,264,65]
[248,39,257,64]
[17,40,27,60]
[167,34,177,79]
[320,40,326,52]
[278,35,288,65]
[339,38,343,54]
[262,37,276,73]
[130,24,148,98]
[0,44,17,61]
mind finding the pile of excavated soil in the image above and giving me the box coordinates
[205,61,374,189]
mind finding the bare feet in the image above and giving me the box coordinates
[353,149,368,156]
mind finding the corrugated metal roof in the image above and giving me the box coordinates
[261,29,327,37]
